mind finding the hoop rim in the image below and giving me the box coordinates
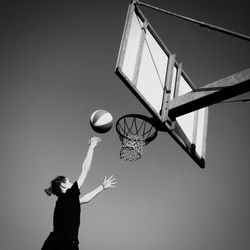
[116,114,158,145]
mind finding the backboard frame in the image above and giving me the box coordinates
[115,2,209,168]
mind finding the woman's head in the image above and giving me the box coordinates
[44,176,73,197]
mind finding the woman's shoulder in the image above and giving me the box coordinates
[66,182,80,196]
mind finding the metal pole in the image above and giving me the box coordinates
[136,1,250,42]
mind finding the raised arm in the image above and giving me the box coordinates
[77,137,101,189]
[80,175,117,204]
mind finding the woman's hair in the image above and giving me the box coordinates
[44,176,66,197]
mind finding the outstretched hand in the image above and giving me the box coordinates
[88,136,101,149]
[102,175,117,190]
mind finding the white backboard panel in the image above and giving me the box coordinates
[121,11,142,82]
[137,26,168,114]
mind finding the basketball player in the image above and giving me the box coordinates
[41,137,117,250]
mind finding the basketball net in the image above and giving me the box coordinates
[120,134,145,161]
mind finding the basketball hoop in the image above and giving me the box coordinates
[116,114,158,161]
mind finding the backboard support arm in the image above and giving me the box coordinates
[168,68,250,119]
[135,1,250,42]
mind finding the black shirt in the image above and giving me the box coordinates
[53,182,81,243]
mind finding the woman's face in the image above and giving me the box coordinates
[61,178,73,192]
[65,178,73,188]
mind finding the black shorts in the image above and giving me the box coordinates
[41,232,79,250]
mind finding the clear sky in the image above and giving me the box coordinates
[0,1,249,250]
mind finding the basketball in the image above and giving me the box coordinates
[90,110,113,133]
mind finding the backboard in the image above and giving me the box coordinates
[115,2,209,168]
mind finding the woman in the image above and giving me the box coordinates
[41,137,117,250]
